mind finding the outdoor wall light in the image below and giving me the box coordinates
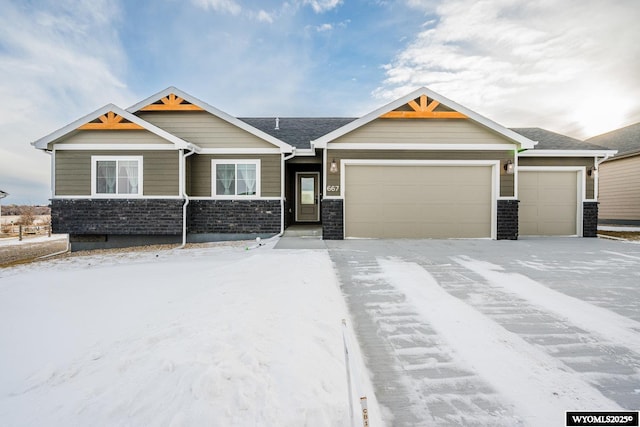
[329,158,339,174]
[503,159,515,175]
[587,166,597,178]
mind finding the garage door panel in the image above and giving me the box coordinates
[345,165,493,238]
[519,171,579,236]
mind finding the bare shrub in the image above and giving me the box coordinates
[15,206,36,226]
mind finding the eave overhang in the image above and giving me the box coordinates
[312,87,537,150]
[127,87,293,154]
[31,104,200,153]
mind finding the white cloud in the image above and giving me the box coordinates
[302,0,342,13]
[256,10,274,23]
[375,0,640,138]
[192,0,242,15]
[404,0,439,12]
[0,0,135,204]
[316,23,333,32]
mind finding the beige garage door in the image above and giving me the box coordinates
[519,171,579,236]
[344,165,493,238]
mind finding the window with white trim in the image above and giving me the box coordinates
[92,156,143,196]
[212,160,260,197]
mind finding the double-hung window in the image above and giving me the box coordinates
[212,160,260,197]
[91,156,143,196]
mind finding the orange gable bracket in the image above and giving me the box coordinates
[380,95,467,119]
[139,93,204,111]
[78,111,144,130]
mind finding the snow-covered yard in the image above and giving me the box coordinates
[3,236,640,426]
[0,240,376,426]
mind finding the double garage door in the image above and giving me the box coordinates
[344,164,493,239]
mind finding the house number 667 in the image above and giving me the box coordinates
[326,185,340,192]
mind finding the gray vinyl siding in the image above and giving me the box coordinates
[55,150,180,196]
[48,130,172,150]
[518,157,595,200]
[187,154,281,197]
[325,150,515,197]
[138,112,276,149]
[332,119,516,145]
[598,156,640,221]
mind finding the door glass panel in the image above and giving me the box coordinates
[301,177,315,205]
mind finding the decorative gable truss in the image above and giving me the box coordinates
[139,93,204,111]
[78,111,144,130]
[380,95,467,119]
[32,104,198,151]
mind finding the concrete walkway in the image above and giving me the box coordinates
[274,225,326,249]
[327,238,640,426]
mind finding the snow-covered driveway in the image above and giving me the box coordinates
[327,237,640,426]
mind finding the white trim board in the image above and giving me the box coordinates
[326,143,518,151]
[199,148,281,155]
[51,195,183,200]
[54,144,178,151]
[188,196,282,201]
[519,149,617,157]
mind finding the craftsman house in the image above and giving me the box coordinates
[32,87,615,250]
[586,123,640,225]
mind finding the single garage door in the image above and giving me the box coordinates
[344,165,493,238]
[519,171,579,236]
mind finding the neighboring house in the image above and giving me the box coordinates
[32,87,615,250]
[586,123,640,225]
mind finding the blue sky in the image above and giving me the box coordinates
[1,0,639,205]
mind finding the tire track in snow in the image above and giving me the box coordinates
[379,258,623,426]
[453,256,640,356]
[331,251,519,426]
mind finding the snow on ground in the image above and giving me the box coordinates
[0,234,67,247]
[327,238,640,426]
[0,240,377,426]
[598,226,640,232]
[379,258,623,426]
[454,256,640,355]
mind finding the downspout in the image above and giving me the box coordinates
[179,147,197,248]
[593,152,613,201]
[278,148,297,237]
[40,149,71,257]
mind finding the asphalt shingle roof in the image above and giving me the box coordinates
[238,119,616,153]
[585,122,640,156]
[240,117,356,150]
[510,127,609,150]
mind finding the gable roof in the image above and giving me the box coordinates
[586,122,640,157]
[127,87,293,153]
[513,127,616,158]
[31,104,198,151]
[239,117,357,150]
[511,128,609,150]
[311,87,537,149]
